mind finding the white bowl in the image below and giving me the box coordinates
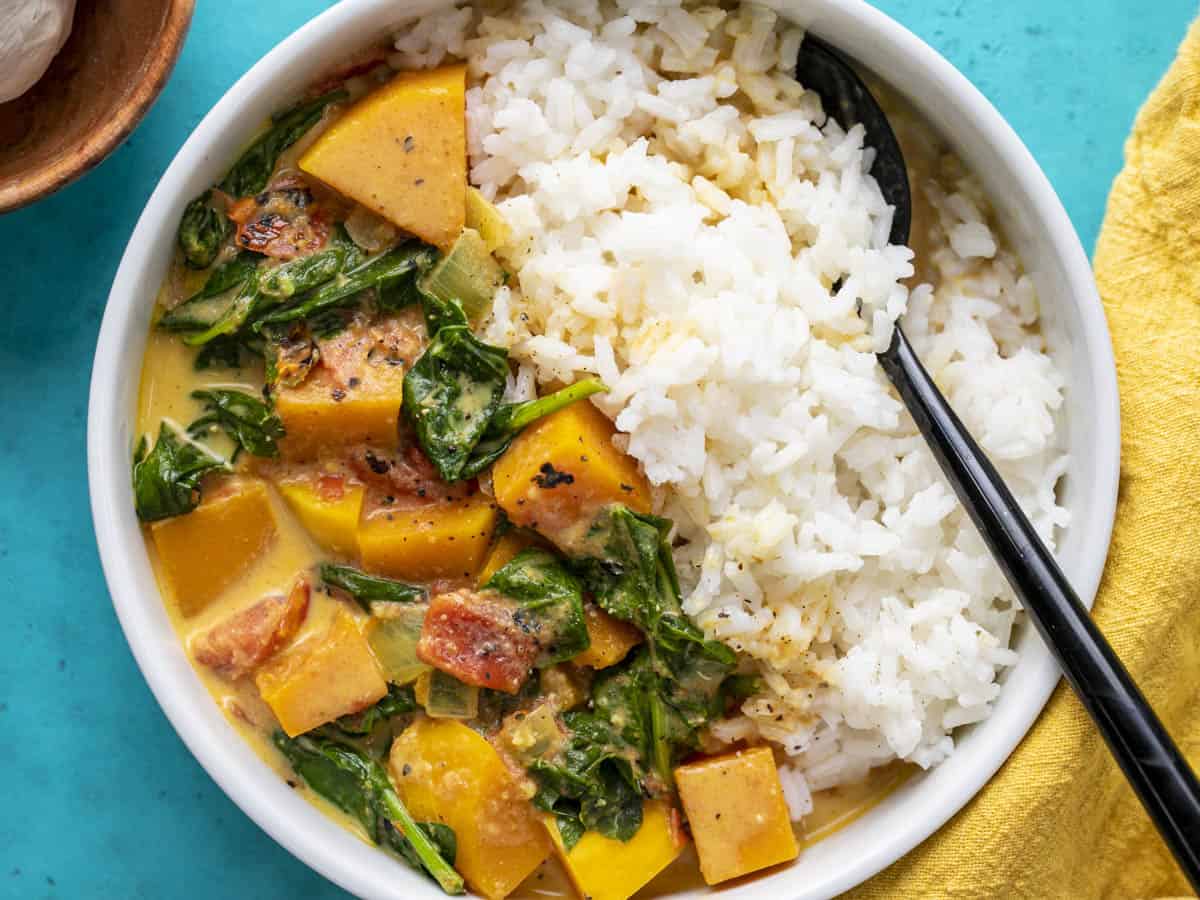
[87,1,1120,897]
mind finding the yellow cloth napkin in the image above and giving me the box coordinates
[848,20,1200,900]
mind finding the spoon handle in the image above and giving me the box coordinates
[879,325,1200,888]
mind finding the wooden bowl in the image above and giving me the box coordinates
[0,0,195,212]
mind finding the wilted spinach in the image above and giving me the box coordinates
[316,684,418,741]
[483,548,589,667]
[273,732,463,894]
[320,563,425,611]
[528,711,645,850]
[460,378,608,478]
[258,227,365,300]
[188,389,285,459]
[402,320,509,482]
[256,242,437,329]
[572,506,736,785]
[131,422,230,522]
[159,252,259,333]
[219,88,348,199]
[177,191,231,269]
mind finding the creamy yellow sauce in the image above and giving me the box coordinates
[137,326,912,894]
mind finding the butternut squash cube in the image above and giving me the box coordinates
[276,478,364,557]
[545,800,686,900]
[358,495,497,582]
[151,480,276,617]
[390,718,552,899]
[255,611,388,737]
[674,747,799,885]
[491,401,652,550]
[275,312,423,460]
[476,530,540,587]
[275,369,404,461]
[299,65,466,249]
[573,606,642,669]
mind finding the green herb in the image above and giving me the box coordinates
[193,336,245,371]
[220,89,348,198]
[317,684,418,740]
[273,732,464,894]
[572,506,736,786]
[483,548,589,667]
[256,242,437,329]
[320,563,425,611]
[528,711,644,850]
[131,422,230,522]
[187,389,285,459]
[420,294,469,336]
[402,322,509,482]
[177,192,231,269]
[460,378,608,478]
[159,252,259,333]
[258,226,365,300]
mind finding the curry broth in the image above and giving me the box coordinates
[137,324,913,895]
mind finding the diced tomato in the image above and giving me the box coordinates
[228,176,330,259]
[416,590,540,694]
[192,578,310,679]
[316,308,425,390]
[349,443,474,510]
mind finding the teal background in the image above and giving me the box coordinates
[0,1,1193,897]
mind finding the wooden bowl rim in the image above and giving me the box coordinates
[0,0,196,213]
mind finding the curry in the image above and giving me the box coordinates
[134,54,907,900]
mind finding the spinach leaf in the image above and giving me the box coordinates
[460,378,608,479]
[256,242,437,329]
[317,684,418,740]
[188,389,285,459]
[402,324,509,482]
[182,230,365,347]
[528,710,644,849]
[193,336,245,371]
[273,732,464,894]
[572,506,736,784]
[420,294,469,336]
[177,191,231,269]
[159,252,259,333]
[320,563,425,611]
[220,89,348,199]
[383,821,458,875]
[483,548,589,667]
[258,225,365,300]
[131,422,230,522]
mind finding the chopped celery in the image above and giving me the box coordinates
[465,188,511,252]
[415,670,480,719]
[367,605,431,685]
[418,228,504,322]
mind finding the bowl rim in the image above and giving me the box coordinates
[0,0,196,212]
[87,1,1121,898]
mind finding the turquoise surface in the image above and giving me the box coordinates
[0,1,1192,897]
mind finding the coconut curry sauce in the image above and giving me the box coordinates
[134,59,908,900]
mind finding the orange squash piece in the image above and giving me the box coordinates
[491,401,651,550]
[674,746,799,884]
[151,480,276,617]
[299,65,466,249]
[390,718,552,899]
[255,610,388,737]
[544,800,686,900]
[573,606,642,669]
[358,494,498,582]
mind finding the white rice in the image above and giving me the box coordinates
[392,0,1068,809]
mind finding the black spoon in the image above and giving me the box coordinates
[797,34,1200,888]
